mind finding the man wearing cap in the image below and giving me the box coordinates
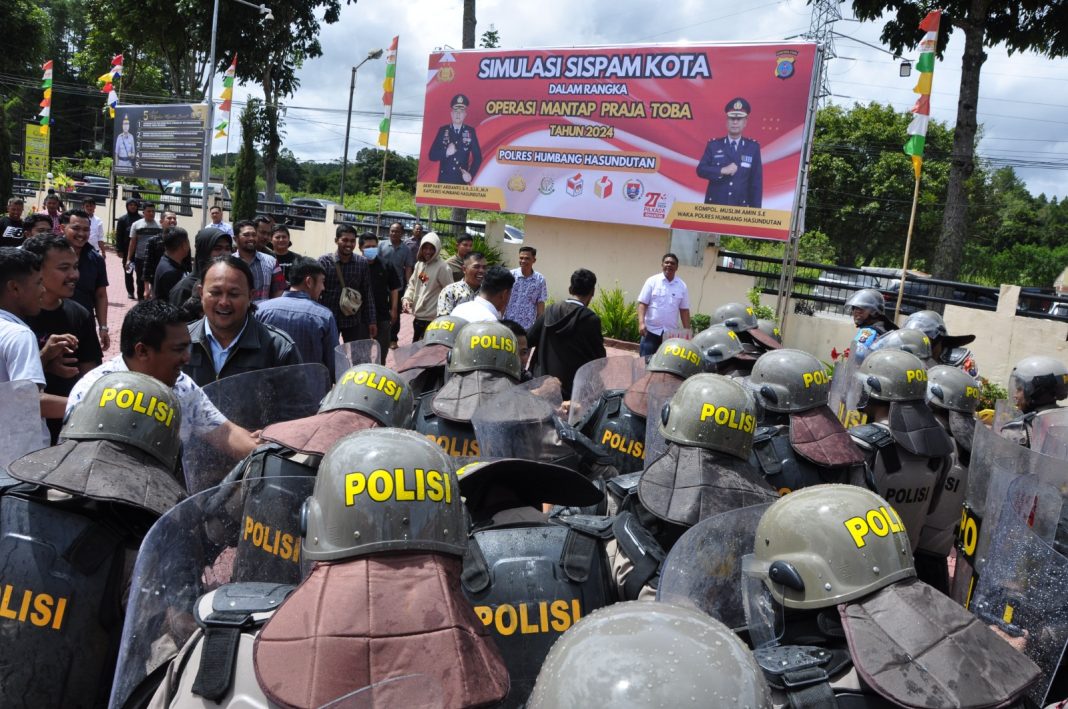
[428,94,482,185]
[696,97,763,208]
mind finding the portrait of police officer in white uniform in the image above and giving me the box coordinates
[114,114,136,170]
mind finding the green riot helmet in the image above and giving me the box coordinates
[749,349,830,413]
[903,310,947,341]
[61,371,182,469]
[858,349,929,403]
[926,365,981,414]
[528,601,772,709]
[844,288,886,316]
[713,301,760,332]
[448,321,521,380]
[659,373,758,460]
[746,484,914,613]
[320,363,414,427]
[692,325,746,367]
[872,329,933,360]
[422,315,468,348]
[1009,355,1068,410]
[647,337,705,379]
[756,319,783,344]
[301,428,467,561]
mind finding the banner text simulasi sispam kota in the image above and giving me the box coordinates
[416,43,818,241]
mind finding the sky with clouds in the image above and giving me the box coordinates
[214,0,1068,199]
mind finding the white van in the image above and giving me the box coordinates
[160,182,231,210]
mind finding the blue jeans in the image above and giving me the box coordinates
[639,330,663,358]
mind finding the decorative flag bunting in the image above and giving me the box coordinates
[97,54,123,118]
[378,36,399,146]
[38,60,53,135]
[215,55,237,138]
[903,10,940,179]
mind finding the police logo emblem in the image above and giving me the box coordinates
[775,50,798,80]
[538,176,555,195]
[623,179,643,201]
[507,173,527,192]
[438,66,455,82]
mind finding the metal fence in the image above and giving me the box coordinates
[717,249,1068,323]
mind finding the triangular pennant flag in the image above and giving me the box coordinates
[215,129,228,138]
[219,99,232,112]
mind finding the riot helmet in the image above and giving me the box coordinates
[320,363,414,427]
[301,428,467,560]
[659,373,758,460]
[528,602,772,709]
[422,315,468,348]
[61,371,182,469]
[447,321,521,380]
[927,365,981,414]
[692,324,748,368]
[756,319,783,344]
[845,288,886,316]
[745,485,913,617]
[647,337,705,379]
[858,349,929,404]
[749,349,830,413]
[714,302,760,332]
[903,310,947,341]
[871,328,933,360]
[1009,355,1068,411]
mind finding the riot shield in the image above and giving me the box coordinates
[334,339,382,375]
[657,503,772,630]
[952,420,1068,608]
[0,379,49,485]
[182,364,331,493]
[568,356,645,427]
[108,476,316,709]
[643,372,686,467]
[970,475,1068,706]
[827,354,867,427]
[1031,409,1068,460]
[992,398,1021,435]
[471,375,573,463]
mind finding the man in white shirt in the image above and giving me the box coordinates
[81,197,107,258]
[210,205,234,236]
[637,252,691,357]
[450,265,514,323]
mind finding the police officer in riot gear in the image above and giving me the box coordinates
[457,458,614,706]
[747,348,866,494]
[743,484,1040,707]
[918,364,981,593]
[529,602,773,708]
[609,374,777,600]
[1001,354,1068,447]
[849,349,953,555]
[871,327,933,360]
[573,338,704,475]
[903,309,979,377]
[693,323,759,377]
[394,314,467,399]
[4,372,184,708]
[713,301,782,355]
[149,429,510,708]
[415,320,522,458]
[845,288,897,361]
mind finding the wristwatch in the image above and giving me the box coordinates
[98,325,109,332]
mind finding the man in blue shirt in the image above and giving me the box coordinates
[254,256,339,380]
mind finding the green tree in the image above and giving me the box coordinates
[0,0,49,75]
[231,100,259,222]
[0,101,12,200]
[849,0,1068,280]
[480,24,501,48]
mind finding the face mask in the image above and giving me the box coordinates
[363,247,379,260]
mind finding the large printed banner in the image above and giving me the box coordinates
[416,43,818,241]
[24,124,49,179]
[113,104,207,181]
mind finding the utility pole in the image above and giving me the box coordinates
[339,49,384,206]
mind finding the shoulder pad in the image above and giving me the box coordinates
[552,514,615,539]
[942,347,972,367]
[752,425,784,446]
[851,423,894,450]
[194,582,294,629]
[607,471,642,497]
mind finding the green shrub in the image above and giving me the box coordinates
[439,235,506,267]
[747,287,775,321]
[690,313,711,333]
[591,284,639,342]
[978,377,1008,411]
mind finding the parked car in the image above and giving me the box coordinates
[1048,301,1068,319]
[288,197,339,228]
[465,220,524,244]
[160,182,231,211]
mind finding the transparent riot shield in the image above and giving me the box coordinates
[568,356,645,427]
[643,373,686,467]
[108,476,316,709]
[1031,409,1068,461]
[657,503,772,630]
[471,375,574,464]
[970,475,1068,706]
[952,420,1068,608]
[992,398,1021,435]
[827,354,867,428]
[0,379,49,485]
[182,364,331,493]
[334,339,382,376]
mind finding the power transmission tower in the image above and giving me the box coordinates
[804,0,842,103]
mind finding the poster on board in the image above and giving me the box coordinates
[113,104,207,181]
[415,42,818,241]
[23,124,49,179]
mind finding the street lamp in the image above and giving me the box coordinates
[339,49,385,206]
[200,0,272,228]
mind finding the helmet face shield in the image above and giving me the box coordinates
[742,555,785,649]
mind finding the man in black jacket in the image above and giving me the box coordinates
[183,257,302,386]
[114,199,140,299]
[527,268,605,399]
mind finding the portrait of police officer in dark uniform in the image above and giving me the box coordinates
[428,94,483,185]
[696,97,763,208]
